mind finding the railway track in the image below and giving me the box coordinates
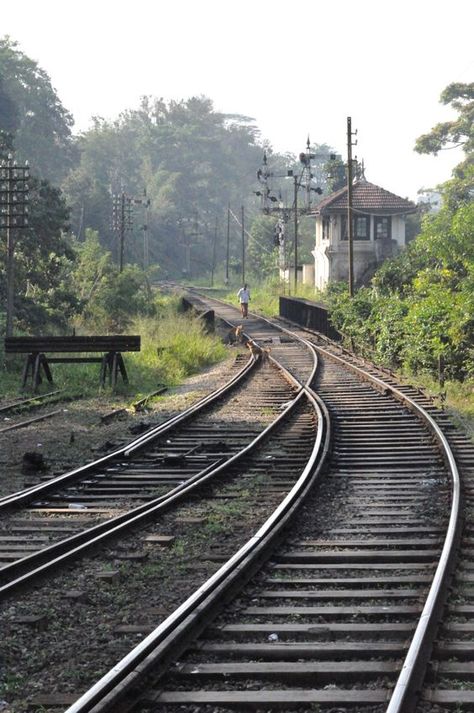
[54,293,461,713]
[0,389,68,434]
[276,309,474,709]
[0,390,64,415]
[0,328,321,606]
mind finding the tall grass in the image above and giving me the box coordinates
[400,372,474,441]
[0,300,227,401]
[129,312,227,392]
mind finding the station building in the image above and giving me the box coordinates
[311,177,416,291]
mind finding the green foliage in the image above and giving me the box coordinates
[0,296,227,398]
[327,86,474,382]
[0,36,75,180]
[415,81,474,209]
[72,230,154,333]
[415,82,474,158]
[298,215,318,264]
[369,294,407,365]
[328,201,474,378]
[324,155,346,192]
[402,282,468,375]
[130,304,227,386]
[0,671,24,695]
[0,176,79,334]
[326,283,374,351]
[63,96,267,276]
[246,214,279,279]
[0,74,17,156]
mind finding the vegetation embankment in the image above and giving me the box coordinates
[0,231,227,401]
[326,82,474,432]
[0,306,227,403]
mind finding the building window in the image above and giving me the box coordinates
[374,216,392,240]
[354,215,369,240]
[322,218,330,240]
[341,214,370,240]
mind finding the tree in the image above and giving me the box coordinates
[72,230,154,332]
[415,82,474,157]
[0,36,76,181]
[246,214,279,278]
[415,82,474,208]
[0,177,80,333]
[0,74,17,156]
[328,202,474,378]
[324,155,346,193]
[63,96,272,277]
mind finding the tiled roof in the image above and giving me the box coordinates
[315,179,416,215]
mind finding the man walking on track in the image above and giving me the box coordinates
[237,284,250,318]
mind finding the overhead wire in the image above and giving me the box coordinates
[228,207,275,256]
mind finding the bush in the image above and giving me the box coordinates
[72,230,155,333]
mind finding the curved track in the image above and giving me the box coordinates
[59,292,462,713]
[0,325,322,607]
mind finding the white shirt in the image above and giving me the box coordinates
[237,288,250,303]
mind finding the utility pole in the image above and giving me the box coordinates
[180,211,201,279]
[132,189,151,270]
[119,193,126,272]
[256,151,271,213]
[298,137,325,213]
[78,202,85,242]
[188,210,201,279]
[304,137,312,212]
[112,192,133,273]
[211,215,218,287]
[256,148,322,296]
[293,175,298,294]
[225,203,230,285]
[241,205,245,285]
[143,192,150,270]
[347,117,357,297]
[0,155,29,337]
[183,231,191,276]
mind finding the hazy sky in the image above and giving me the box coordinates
[2,0,473,200]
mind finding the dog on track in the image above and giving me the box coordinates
[226,324,243,345]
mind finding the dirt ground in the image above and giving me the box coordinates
[0,345,310,711]
[0,348,244,499]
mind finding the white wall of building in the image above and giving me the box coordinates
[302,263,314,286]
[314,213,408,291]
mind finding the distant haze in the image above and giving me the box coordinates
[2,0,472,199]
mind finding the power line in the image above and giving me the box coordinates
[228,207,274,256]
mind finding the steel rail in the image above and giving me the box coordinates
[0,408,63,433]
[185,289,320,387]
[0,349,256,511]
[64,384,330,713]
[0,389,63,414]
[124,328,317,457]
[0,348,314,598]
[307,340,462,713]
[186,291,463,711]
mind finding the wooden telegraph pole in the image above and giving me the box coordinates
[293,174,298,295]
[113,192,133,273]
[0,156,29,337]
[211,215,218,287]
[347,117,354,297]
[225,203,230,285]
[241,205,245,285]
